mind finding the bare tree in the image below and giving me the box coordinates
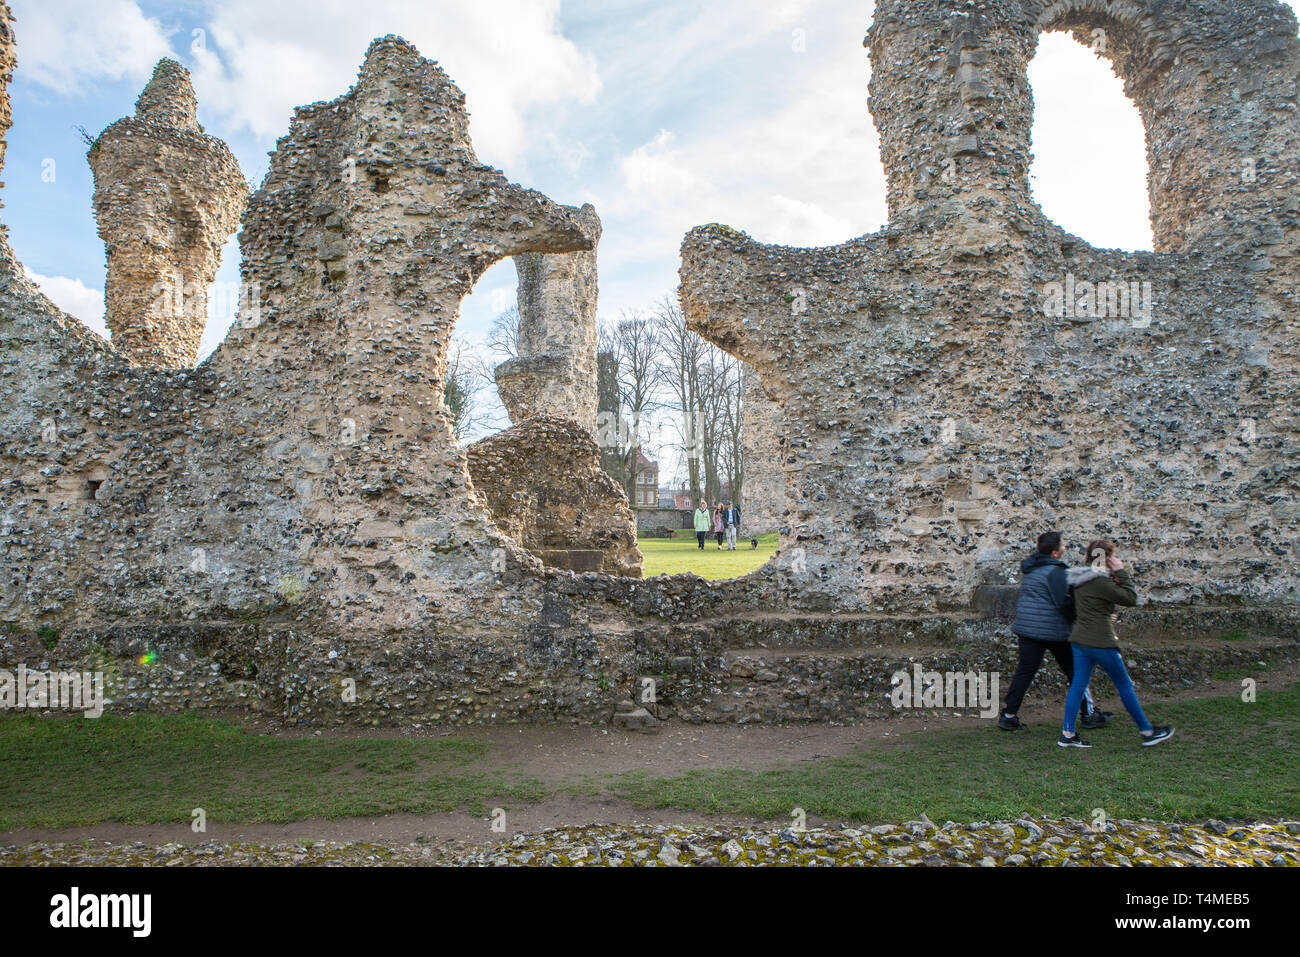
[444,337,494,441]
[601,311,662,504]
[717,351,744,510]
[654,296,708,507]
[486,305,521,362]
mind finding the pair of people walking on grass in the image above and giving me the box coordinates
[999,531,1174,749]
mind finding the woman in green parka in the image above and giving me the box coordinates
[1057,539,1175,749]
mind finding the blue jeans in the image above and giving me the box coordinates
[1063,645,1151,735]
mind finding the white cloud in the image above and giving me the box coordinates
[487,286,516,314]
[604,50,884,264]
[765,195,857,247]
[8,0,172,95]
[187,0,601,168]
[23,268,107,337]
[568,0,839,118]
[618,130,706,206]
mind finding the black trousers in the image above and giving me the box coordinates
[696,531,706,549]
[1003,636,1092,717]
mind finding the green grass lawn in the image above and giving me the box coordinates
[638,531,778,579]
[0,712,546,830]
[590,685,1300,824]
[1,685,1294,831]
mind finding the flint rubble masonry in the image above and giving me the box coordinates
[470,202,642,575]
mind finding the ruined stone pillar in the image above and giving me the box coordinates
[866,1,1035,225]
[495,204,601,432]
[740,365,783,533]
[89,59,246,367]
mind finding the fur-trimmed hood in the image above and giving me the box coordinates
[1067,566,1109,588]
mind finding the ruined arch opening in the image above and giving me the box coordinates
[438,220,790,586]
[1027,30,1153,251]
[466,286,789,585]
[458,258,647,579]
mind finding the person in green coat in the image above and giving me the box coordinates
[1057,539,1175,749]
[693,501,711,550]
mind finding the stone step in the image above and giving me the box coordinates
[638,637,1299,725]
[640,605,1300,656]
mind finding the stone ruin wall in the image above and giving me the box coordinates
[464,415,641,576]
[2,36,599,629]
[0,1,1297,728]
[89,59,246,368]
[0,28,683,726]
[681,0,1300,611]
[0,3,12,220]
[739,364,784,533]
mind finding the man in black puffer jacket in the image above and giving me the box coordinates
[997,531,1109,731]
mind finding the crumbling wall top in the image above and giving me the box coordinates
[133,58,200,132]
[864,0,1300,252]
[0,2,16,228]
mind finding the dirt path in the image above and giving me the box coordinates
[2,665,1292,850]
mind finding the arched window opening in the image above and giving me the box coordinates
[1028,31,1153,251]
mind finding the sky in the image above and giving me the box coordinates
[5,0,1298,468]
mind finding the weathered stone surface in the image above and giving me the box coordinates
[466,415,642,577]
[89,59,247,368]
[740,364,783,533]
[612,707,659,732]
[0,3,13,222]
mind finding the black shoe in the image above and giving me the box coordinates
[1080,711,1114,730]
[1141,725,1175,747]
[998,714,1028,732]
[1057,731,1092,749]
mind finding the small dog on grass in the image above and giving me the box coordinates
[750,538,759,549]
